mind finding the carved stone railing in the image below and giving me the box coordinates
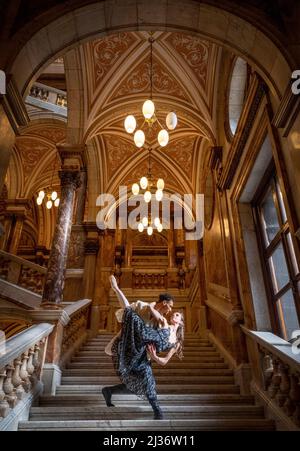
[26,82,67,117]
[0,250,46,295]
[60,299,92,367]
[133,269,167,290]
[0,323,54,420]
[242,327,300,428]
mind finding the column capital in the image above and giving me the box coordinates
[57,144,86,171]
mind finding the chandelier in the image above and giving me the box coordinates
[132,148,164,235]
[36,154,60,209]
[124,35,178,148]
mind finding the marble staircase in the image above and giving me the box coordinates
[18,334,275,431]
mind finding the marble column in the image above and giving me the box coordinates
[42,170,81,307]
[168,218,176,268]
[124,228,132,267]
[75,170,87,224]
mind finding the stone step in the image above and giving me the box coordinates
[56,384,240,395]
[61,375,235,385]
[29,405,264,421]
[64,366,233,376]
[71,356,225,363]
[75,348,220,358]
[66,362,229,370]
[18,418,275,431]
[79,348,217,354]
[39,393,255,407]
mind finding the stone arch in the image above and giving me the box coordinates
[10,1,293,105]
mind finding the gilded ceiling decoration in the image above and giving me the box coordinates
[91,32,138,88]
[15,138,54,184]
[120,159,182,194]
[166,33,210,89]
[163,136,196,176]
[28,127,66,144]
[104,135,136,177]
[112,56,188,101]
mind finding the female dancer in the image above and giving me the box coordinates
[103,275,184,420]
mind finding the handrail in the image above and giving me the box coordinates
[63,299,92,318]
[242,327,300,372]
[0,250,46,296]
[242,326,300,428]
[0,323,54,369]
[0,250,46,274]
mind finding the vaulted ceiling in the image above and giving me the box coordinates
[76,31,221,201]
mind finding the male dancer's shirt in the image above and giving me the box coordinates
[105,300,157,355]
[115,300,156,326]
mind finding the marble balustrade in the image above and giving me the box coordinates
[242,327,300,428]
[0,323,54,419]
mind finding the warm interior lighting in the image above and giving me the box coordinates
[166,112,178,130]
[147,226,153,236]
[157,223,163,233]
[144,191,152,203]
[54,198,60,207]
[140,177,148,190]
[38,190,45,199]
[155,189,163,201]
[157,178,165,190]
[154,217,160,227]
[142,217,149,227]
[138,223,144,233]
[46,200,53,210]
[142,99,155,120]
[134,130,145,148]
[132,183,140,196]
[36,197,43,206]
[157,129,169,147]
[51,191,58,201]
[124,115,137,134]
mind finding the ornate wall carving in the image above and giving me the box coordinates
[67,229,86,269]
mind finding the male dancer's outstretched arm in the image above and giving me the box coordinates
[110,275,129,308]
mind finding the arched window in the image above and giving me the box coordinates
[228,57,248,136]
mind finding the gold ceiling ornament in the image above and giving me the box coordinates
[132,148,164,235]
[124,34,178,148]
[36,153,60,210]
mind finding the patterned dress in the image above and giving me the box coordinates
[111,307,174,400]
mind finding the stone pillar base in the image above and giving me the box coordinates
[42,363,62,395]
